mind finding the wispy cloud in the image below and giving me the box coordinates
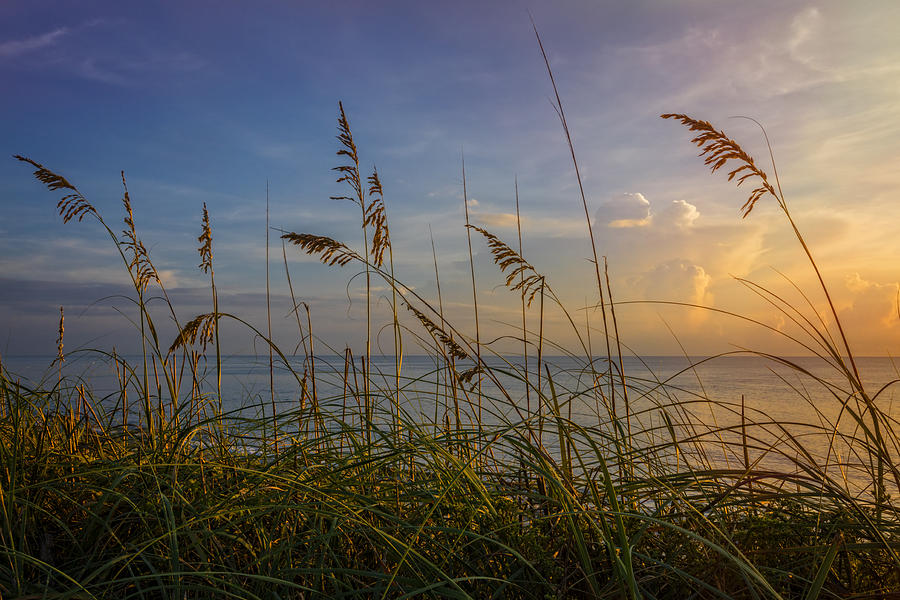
[75,50,206,86]
[0,27,69,59]
[0,19,205,86]
[474,212,522,228]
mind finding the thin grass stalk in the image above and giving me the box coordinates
[265,182,277,453]
[461,154,483,432]
[151,355,163,438]
[140,289,151,441]
[281,240,310,441]
[0,353,4,419]
[168,351,179,431]
[532,22,616,423]
[342,347,351,454]
[741,394,752,495]
[514,178,533,446]
[429,225,461,448]
[113,348,127,432]
[210,216,222,417]
[428,228,442,433]
[604,258,630,441]
[543,365,571,482]
[537,277,545,449]
[198,203,221,427]
[343,105,372,438]
[347,347,365,448]
[366,167,403,455]
[122,172,160,444]
[363,355,372,453]
[350,353,368,449]
[188,349,197,429]
[373,169,403,448]
[584,301,607,425]
[303,304,318,408]
[281,241,305,354]
[55,306,64,386]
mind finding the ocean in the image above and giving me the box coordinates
[4,352,898,492]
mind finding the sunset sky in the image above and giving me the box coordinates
[2,1,900,358]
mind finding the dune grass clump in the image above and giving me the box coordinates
[3,59,900,599]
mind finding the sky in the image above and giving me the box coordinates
[2,1,900,358]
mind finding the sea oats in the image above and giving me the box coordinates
[365,167,390,268]
[56,306,64,364]
[120,172,159,292]
[281,233,359,267]
[467,225,544,307]
[661,113,778,218]
[330,101,363,207]
[169,312,217,354]
[405,303,468,361]
[198,202,213,273]
[15,155,97,223]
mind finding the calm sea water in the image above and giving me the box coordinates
[5,354,898,417]
[5,353,899,490]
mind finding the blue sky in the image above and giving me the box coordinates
[2,1,900,357]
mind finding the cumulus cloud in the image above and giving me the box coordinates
[593,193,700,231]
[657,200,700,230]
[638,259,712,306]
[594,192,651,228]
[830,273,900,353]
[841,273,898,327]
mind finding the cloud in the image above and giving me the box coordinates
[594,193,651,228]
[638,259,712,306]
[658,200,700,230]
[611,5,865,109]
[0,28,69,59]
[788,7,823,65]
[593,193,700,230]
[834,273,900,353]
[157,269,180,289]
[466,198,479,207]
[841,273,898,327]
[0,277,126,316]
[0,20,205,86]
[475,212,522,228]
[76,50,206,86]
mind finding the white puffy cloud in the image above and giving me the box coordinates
[638,259,712,306]
[594,192,651,228]
[658,200,700,230]
[593,194,700,231]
